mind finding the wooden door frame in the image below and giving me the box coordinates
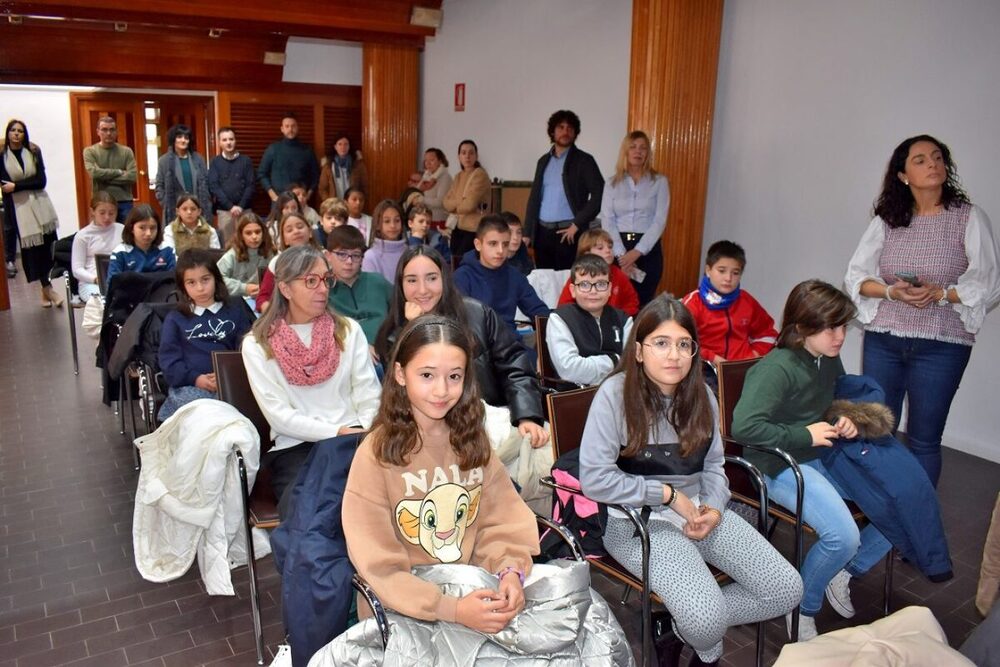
[70,92,215,227]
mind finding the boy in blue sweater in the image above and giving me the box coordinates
[454,214,549,334]
[157,249,253,421]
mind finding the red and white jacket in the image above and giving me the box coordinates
[681,289,777,362]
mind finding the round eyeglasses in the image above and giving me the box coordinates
[642,336,698,359]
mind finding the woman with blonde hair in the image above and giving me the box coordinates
[601,130,670,306]
[242,245,380,515]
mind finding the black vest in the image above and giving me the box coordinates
[617,441,709,477]
[554,303,628,363]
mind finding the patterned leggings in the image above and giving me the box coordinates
[604,510,802,662]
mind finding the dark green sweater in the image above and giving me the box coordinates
[328,272,392,345]
[730,347,844,477]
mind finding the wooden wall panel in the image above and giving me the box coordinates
[361,43,420,209]
[628,0,724,298]
[218,87,362,214]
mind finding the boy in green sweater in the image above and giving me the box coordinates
[326,226,392,360]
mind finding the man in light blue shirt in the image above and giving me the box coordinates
[524,110,604,270]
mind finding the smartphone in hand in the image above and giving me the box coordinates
[894,271,923,287]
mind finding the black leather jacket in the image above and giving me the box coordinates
[384,298,544,425]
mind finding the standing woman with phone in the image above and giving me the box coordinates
[845,134,1000,486]
[0,119,62,307]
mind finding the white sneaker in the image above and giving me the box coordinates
[69,295,86,309]
[269,643,291,667]
[785,612,818,641]
[825,569,856,618]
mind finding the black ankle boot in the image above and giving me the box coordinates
[688,655,720,667]
[652,611,683,667]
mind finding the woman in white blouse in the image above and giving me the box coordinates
[600,131,670,306]
[242,245,380,515]
[845,135,1000,486]
[411,148,453,225]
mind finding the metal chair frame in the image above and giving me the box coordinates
[541,386,769,667]
[715,358,895,641]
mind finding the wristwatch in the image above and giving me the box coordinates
[937,287,950,306]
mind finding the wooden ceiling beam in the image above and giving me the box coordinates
[7,0,438,45]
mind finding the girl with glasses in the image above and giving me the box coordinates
[580,295,802,666]
[243,245,380,516]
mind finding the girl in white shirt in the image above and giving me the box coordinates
[242,244,380,515]
[72,191,124,301]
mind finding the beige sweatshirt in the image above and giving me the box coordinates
[343,427,539,622]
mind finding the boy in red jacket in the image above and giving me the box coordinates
[682,240,777,364]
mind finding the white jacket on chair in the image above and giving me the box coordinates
[133,398,266,595]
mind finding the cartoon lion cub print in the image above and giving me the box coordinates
[395,483,482,563]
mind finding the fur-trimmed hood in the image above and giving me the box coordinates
[825,400,895,439]
[825,374,896,439]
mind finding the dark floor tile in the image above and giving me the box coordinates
[85,624,156,656]
[123,632,195,664]
[161,638,235,667]
[115,601,181,630]
[64,649,129,667]
[15,640,88,667]
[51,616,118,647]
[13,608,80,639]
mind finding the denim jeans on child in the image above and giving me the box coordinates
[766,459,892,616]
[862,330,972,487]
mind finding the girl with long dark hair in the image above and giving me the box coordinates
[582,295,801,665]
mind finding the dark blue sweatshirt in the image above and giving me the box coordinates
[453,250,549,333]
[158,300,253,388]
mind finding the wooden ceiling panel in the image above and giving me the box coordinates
[0,22,289,88]
[6,0,440,44]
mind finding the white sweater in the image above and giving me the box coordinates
[241,317,380,452]
[72,222,124,285]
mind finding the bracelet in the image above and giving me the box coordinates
[885,284,894,301]
[665,484,677,506]
[496,566,525,585]
[702,506,723,527]
[937,287,950,306]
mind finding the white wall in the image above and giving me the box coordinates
[705,0,1000,461]
[0,86,81,234]
[283,38,362,86]
[421,0,632,180]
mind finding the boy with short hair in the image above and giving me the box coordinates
[454,214,549,333]
[325,226,392,348]
[681,240,778,364]
[289,182,321,228]
[315,197,349,248]
[557,228,639,315]
[501,211,534,276]
[344,186,373,245]
[547,254,632,386]
[405,203,451,263]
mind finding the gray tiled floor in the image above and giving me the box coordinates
[1,272,996,666]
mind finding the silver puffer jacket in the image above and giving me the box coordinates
[309,560,635,667]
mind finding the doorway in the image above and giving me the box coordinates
[71,93,215,227]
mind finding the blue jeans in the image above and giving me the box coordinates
[766,459,892,616]
[862,331,972,486]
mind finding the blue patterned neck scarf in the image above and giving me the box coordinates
[698,274,740,310]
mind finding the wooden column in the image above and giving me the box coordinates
[628,0,725,297]
[362,43,420,209]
